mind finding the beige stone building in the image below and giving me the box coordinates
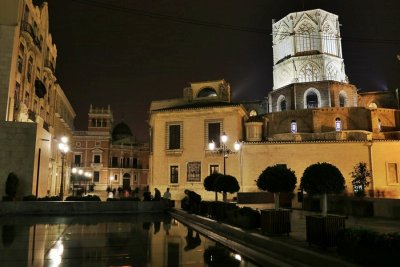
[72,105,149,196]
[0,0,75,198]
[149,9,400,203]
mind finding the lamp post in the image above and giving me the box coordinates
[84,172,92,194]
[71,168,92,196]
[208,132,241,175]
[58,136,69,200]
[109,176,114,191]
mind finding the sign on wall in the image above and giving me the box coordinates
[187,161,201,182]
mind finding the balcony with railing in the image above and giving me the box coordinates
[44,60,55,73]
[90,162,103,168]
[20,21,41,50]
[72,163,84,168]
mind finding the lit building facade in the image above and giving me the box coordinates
[149,9,400,203]
[72,105,149,194]
[0,0,75,198]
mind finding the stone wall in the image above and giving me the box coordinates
[0,121,36,199]
[0,200,167,215]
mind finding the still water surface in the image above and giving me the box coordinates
[0,213,259,267]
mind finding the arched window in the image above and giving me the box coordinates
[378,119,382,132]
[335,118,342,131]
[291,120,297,133]
[197,87,217,98]
[339,94,345,107]
[339,90,347,107]
[277,95,286,111]
[306,91,318,108]
[299,63,320,82]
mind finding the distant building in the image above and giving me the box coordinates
[72,105,149,195]
[149,9,400,202]
[0,0,75,198]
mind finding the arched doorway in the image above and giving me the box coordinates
[123,173,131,190]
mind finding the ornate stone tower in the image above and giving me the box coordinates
[269,9,358,112]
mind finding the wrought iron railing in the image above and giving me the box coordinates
[20,21,41,50]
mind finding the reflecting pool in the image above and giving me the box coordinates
[0,214,259,267]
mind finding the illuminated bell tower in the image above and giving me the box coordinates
[272,9,347,89]
[269,9,358,112]
[87,104,113,133]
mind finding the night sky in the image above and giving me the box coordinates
[36,0,400,141]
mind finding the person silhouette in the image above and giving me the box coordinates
[184,227,201,251]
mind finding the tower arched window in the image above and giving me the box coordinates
[291,120,297,133]
[299,63,320,82]
[277,95,286,111]
[335,118,342,131]
[306,91,318,108]
[339,91,347,107]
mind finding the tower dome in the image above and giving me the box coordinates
[112,122,133,141]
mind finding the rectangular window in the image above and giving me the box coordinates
[17,56,23,73]
[210,164,219,175]
[27,57,33,83]
[168,123,181,150]
[387,163,399,184]
[208,122,221,148]
[187,161,201,182]
[169,165,179,184]
[93,171,100,182]
[114,174,118,181]
[74,155,81,165]
[94,155,101,163]
[170,165,179,184]
[111,157,118,167]
[133,158,138,168]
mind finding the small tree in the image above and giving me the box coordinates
[256,164,297,210]
[214,174,240,202]
[204,172,222,201]
[301,162,345,216]
[5,172,19,200]
[351,162,371,197]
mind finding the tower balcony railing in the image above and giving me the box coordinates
[44,60,55,72]
[20,21,42,51]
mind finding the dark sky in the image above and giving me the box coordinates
[37,0,400,141]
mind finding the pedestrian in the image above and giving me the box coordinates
[163,188,171,200]
[153,188,161,201]
[184,189,201,214]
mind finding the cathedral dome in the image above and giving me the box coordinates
[112,122,133,141]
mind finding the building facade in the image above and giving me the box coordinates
[0,0,75,198]
[72,105,149,195]
[149,9,400,203]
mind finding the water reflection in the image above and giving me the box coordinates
[0,214,258,267]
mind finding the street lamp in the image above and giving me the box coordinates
[58,136,69,200]
[109,175,114,191]
[208,132,241,175]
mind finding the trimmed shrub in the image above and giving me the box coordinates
[337,228,400,266]
[23,195,37,201]
[106,197,140,201]
[65,195,101,201]
[230,207,261,229]
[38,196,61,201]
[5,172,19,200]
